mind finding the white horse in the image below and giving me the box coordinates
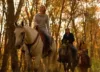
[14,22,56,72]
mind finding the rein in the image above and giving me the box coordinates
[23,32,39,57]
[26,33,39,48]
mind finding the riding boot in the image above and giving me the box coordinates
[46,36,52,56]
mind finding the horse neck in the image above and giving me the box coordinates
[24,26,38,44]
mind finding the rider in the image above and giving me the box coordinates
[78,40,88,55]
[78,40,91,68]
[34,5,51,56]
[62,28,77,61]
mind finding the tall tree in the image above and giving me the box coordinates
[55,0,65,46]
[1,0,24,72]
[0,0,15,71]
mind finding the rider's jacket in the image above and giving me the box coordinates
[62,33,74,44]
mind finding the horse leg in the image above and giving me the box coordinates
[70,54,77,72]
[70,62,76,72]
[63,63,68,72]
[33,55,43,72]
[27,56,34,72]
[40,59,47,72]
[20,51,27,72]
[24,50,32,72]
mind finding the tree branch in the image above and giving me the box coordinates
[14,0,24,22]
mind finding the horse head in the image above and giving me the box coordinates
[59,40,71,61]
[63,40,71,51]
[14,21,25,49]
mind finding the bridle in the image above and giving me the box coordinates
[19,32,39,57]
[20,32,25,45]
[26,33,39,49]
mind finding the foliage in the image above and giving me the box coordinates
[0,0,100,72]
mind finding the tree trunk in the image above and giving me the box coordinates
[0,0,19,72]
[14,0,24,22]
[72,19,79,47]
[70,0,79,47]
[0,41,10,72]
[56,0,65,46]
[35,0,38,13]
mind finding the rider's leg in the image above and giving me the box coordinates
[71,45,77,56]
[43,30,52,54]
[39,28,52,57]
[70,44,78,62]
[39,28,51,45]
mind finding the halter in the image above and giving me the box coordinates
[21,32,39,57]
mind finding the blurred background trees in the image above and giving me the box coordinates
[0,0,100,72]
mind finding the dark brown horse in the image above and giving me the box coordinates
[78,40,91,72]
[78,50,91,72]
[58,41,77,72]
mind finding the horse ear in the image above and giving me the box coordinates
[21,21,24,27]
[14,22,18,27]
